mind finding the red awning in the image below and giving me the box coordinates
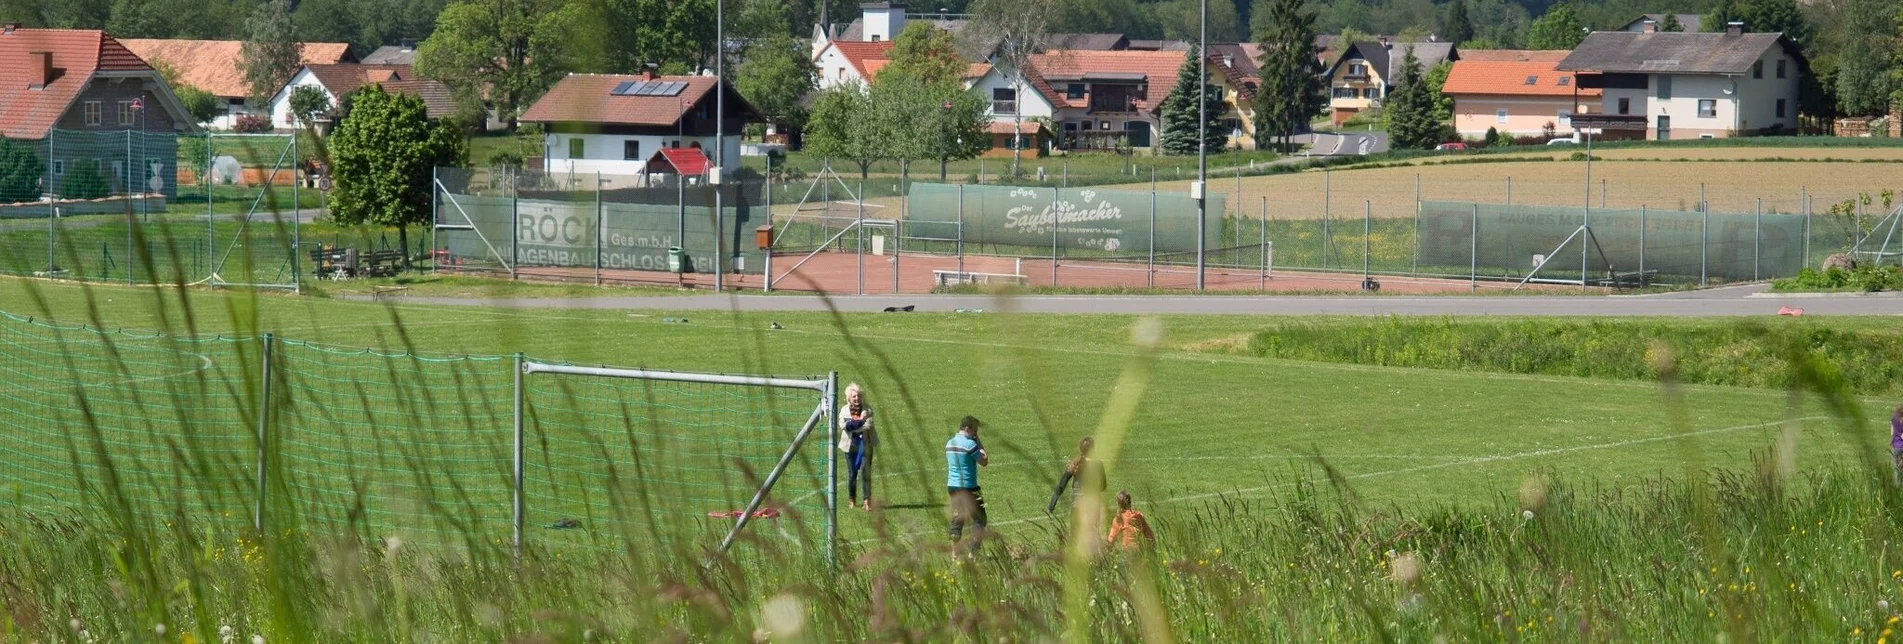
[647,147,711,176]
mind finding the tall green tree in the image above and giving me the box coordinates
[1836,0,1894,115]
[1704,0,1742,33]
[0,139,42,204]
[289,85,334,127]
[1160,48,1227,155]
[1386,47,1444,150]
[1525,4,1584,50]
[734,35,817,130]
[1441,0,1474,45]
[1740,0,1808,44]
[415,0,582,130]
[1660,12,1683,32]
[0,0,44,28]
[872,71,988,174]
[803,84,884,179]
[879,21,966,86]
[1253,0,1325,153]
[151,60,221,124]
[328,86,466,267]
[1424,60,1453,123]
[239,0,302,104]
[592,0,715,73]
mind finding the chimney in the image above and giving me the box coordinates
[399,38,417,51]
[1641,18,1657,33]
[27,51,51,89]
[640,64,658,81]
[1725,21,1743,36]
[3,22,19,34]
[862,2,907,43]
[1378,36,1391,49]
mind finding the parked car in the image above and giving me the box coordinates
[1434,142,1468,152]
[1546,138,1577,146]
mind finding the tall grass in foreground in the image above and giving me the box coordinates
[4,241,1903,642]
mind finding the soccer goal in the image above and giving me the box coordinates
[515,359,838,558]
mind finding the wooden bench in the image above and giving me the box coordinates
[933,270,1028,287]
[361,250,405,278]
[1603,269,1659,289]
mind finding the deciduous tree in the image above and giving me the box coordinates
[415,0,582,130]
[0,139,42,204]
[327,86,466,267]
[1525,4,1584,51]
[735,35,817,130]
[240,0,303,104]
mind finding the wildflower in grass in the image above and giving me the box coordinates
[252,636,265,644]
[757,592,807,641]
[155,624,166,637]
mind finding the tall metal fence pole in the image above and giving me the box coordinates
[764,159,773,292]
[957,183,965,276]
[512,353,525,561]
[1639,205,1647,279]
[1802,187,1811,269]
[714,180,724,292]
[594,172,603,286]
[207,133,215,279]
[1855,198,1864,256]
[254,332,274,533]
[1362,201,1371,282]
[1412,173,1420,274]
[1701,201,1710,286]
[1235,166,1243,265]
[1148,187,1157,288]
[1323,169,1332,268]
[1259,196,1267,289]
[1050,187,1059,286]
[824,371,839,566]
[856,181,865,295]
[510,170,520,280]
[1754,198,1762,281]
[1470,204,1478,291]
[430,166,438,274]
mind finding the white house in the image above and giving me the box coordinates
[265,64,454,130]
[518,72,763,183]
[1557,25,1803,140]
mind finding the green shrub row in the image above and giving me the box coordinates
[1775,265,1903,292]
[1237,317,1903,394]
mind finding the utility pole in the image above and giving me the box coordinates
[1194,0,1208,290]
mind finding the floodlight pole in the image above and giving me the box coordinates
[1194,0,1208,291]
[713,0,725,292]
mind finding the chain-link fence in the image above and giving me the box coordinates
[0,130,315,288]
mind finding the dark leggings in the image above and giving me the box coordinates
[848,434,872,502]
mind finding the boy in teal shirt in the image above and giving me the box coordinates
[946,416,988,548]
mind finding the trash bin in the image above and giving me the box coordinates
[668,247,685,273]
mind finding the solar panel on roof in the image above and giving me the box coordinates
[611,81,637,95]
[658,81,687,96]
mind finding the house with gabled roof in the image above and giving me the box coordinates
[120,38,352,129]
[1442,50,1600,138]
[1557,25,1803,140]
[1322,39,1457,126]
[264,63,455,130]
[519,71,763,181]
[0,24,199,200]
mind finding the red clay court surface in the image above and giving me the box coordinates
[490,251,1547,295]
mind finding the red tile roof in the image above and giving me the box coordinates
[649,147,710,175]
[1027,50,1188,112]
[827,41,897,80]
[122,39,350,98]
[519,74,762,127]
[374,79,458,119]
[1442,57,1602,98]
[0,29,153,139]
[304,63,415,98]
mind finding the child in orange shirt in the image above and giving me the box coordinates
[1106,490,1153,549]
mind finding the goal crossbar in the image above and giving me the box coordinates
[515,359,837,562]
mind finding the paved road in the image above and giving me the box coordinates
[1297,131,1390,157]
[371,284,1903,317]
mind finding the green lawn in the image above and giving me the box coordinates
[1,278,1889,548]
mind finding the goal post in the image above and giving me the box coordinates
[516,360,837,560]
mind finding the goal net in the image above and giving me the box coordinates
[517,361,837,556]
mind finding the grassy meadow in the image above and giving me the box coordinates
[1,276,1901,640]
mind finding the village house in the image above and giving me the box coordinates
[1441,50,1599,139]
[1321,39,1458,126]
[120,38,351,129]
[1557,24,1803,140]
[0,25,198,201]
[265,63,455,131]
[519,71,762,184]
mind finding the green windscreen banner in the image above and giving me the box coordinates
[1417,201,1806,282]
[904,183,1223,255]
